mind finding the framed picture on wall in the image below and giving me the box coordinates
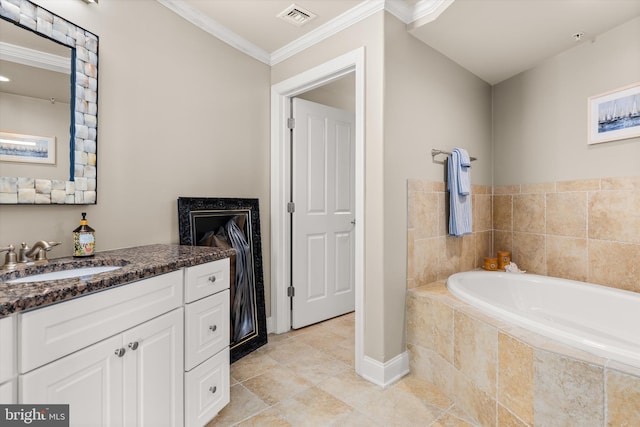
[588,82,640,145]
[0,132,56,164]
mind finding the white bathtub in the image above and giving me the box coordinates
[446,271,640,368]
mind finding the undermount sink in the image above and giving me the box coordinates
[7,266,122,283]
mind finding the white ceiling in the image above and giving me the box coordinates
[160,0,640,85]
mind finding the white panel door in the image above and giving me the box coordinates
[291,98,355,329]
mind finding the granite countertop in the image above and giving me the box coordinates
[0,244,235,317]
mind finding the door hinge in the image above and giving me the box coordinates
[287,201,295,213]
[287,286,295,297]
[287,118,295,129]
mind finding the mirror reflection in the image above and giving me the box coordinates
[0,0,98,205]
[0,19,72,182]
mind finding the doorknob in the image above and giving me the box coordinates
[350,219,356,225]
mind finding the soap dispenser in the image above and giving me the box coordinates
[73,212,95,257]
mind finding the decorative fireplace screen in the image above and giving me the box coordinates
[178,197,268,363]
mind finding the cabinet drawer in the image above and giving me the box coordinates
[20,270,183,373]
[184,259,230,303]
[0,315,16,383]
[184,347,229,427]
[185,290,229,371]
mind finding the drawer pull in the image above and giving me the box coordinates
[114,348,126,357]
[209,325,217,332]
[128,341,139,350]
[208,276,217,283]
[209,386,217,394]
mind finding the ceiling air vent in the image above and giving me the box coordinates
[277,4,317,27]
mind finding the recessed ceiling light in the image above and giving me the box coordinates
[0,75,10,82]
[277,4,317,27]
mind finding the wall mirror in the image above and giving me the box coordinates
[0,0,98,204]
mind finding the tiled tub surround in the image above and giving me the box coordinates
[0,244,235,317]
[407,180,493,289]
[494,176,640,293]
[407,282,640,426]
[408,176,640,293]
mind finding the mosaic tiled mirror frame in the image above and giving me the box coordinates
[0,0,98,204]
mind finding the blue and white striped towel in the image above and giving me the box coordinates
[448,148,472,237]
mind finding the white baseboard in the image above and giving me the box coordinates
[266,316,275,334]
[360,351,409,387]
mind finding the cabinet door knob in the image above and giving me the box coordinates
[128,341,139,350]
[114,348,126,357]
[209,386,217,394]
[209,325,217,332]
[208,276,217,283]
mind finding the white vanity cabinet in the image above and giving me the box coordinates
[9,257,232,427]
[0,315,17,403]
[183,258,230,427]
[18,270,184,427]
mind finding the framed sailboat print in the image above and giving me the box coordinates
[588,82,640,144]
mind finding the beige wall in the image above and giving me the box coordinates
[0,0,272,310]
[384,13,492,360]
[272,12,387,361]
[493,16,640,185]
[272,11,492,362]
[297,74,355,112]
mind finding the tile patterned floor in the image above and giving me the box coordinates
[208,312,478,426]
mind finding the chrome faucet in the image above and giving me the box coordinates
[1,241,61,270]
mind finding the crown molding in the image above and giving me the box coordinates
[156,0,453,66]
[156,0,271,65]
[410,0,455,26]
[0,42,70,74]
[271,0,385,65]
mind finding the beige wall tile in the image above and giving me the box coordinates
[407,229,415,282]
[494,230,513,255]
[589,240,640,292]
[601,176,640,190]
[454,312,497,396]
[414,191,440,239]
[546,192,587,237]
[438,191,448,236]
[589,190,640,244]
[606,368,640,427]
[513,194,545,234]
[474,193,493,232]
[513,232,546,274]
[406,293,434,349]
[493,195,513,231]
[413,237,440,286]
[498,333,533,425]
[453,368,497,427]
[556,179,601,192]
[432,298,454,363]
[475,230,493,268]
[546,235,588,282]
[533,350,604,426]
[521,182,555,194]
[494,185,520,195]
[460,234,476,272]
[438,236,462,280]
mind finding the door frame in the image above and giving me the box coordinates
[270,47,365,374]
